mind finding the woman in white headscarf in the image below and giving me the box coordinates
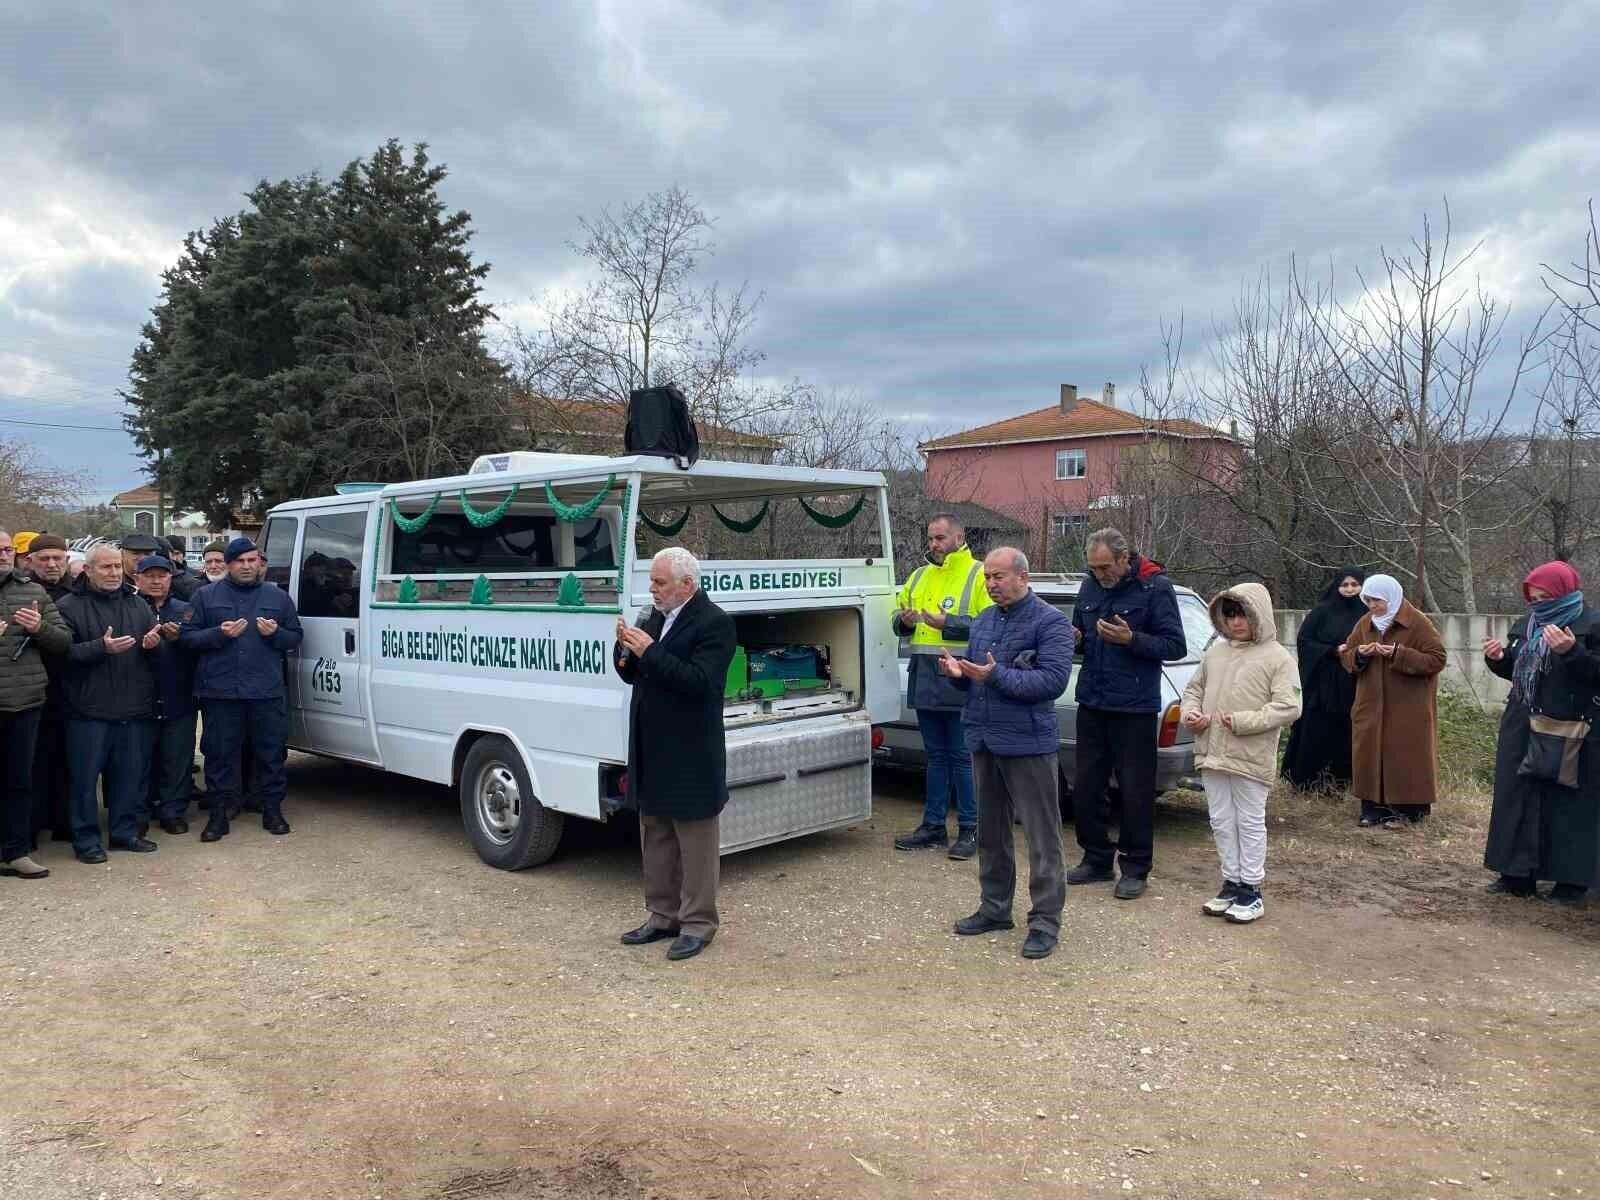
[1338,575,1448,827]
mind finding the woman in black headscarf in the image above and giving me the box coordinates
[1281,567,1366,790]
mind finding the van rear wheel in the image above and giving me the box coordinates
[460,736,564,869]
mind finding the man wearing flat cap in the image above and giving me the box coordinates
[134,555,196,834]
[120,533,162,590]
[181,536,303,840]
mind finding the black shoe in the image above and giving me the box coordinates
[1114,874,1148,900]
[666,934,710,961]
[75,848,108,864]
[1544,883,1589,907]
[952,911,1015,936]
[620,921,680,946]
[1066,862,1114,885]
[947,828,977,860]
[1021,931,1057,959]
[110,837,159,853]
[894,824,948,851]
[160,818,189,835]
[200,826,227,843]
[1487,874,1536,897]
[263,817,291,836]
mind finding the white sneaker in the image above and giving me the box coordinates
[1224,890,1264,923]
[1201,882,1239,916]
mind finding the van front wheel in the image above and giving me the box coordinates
[459,736,564,869]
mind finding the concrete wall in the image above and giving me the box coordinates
[1275,609,1518,708]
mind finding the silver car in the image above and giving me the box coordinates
[873,573,1214,810]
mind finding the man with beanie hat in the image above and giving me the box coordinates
[24,534,74,842]
[181,536,302,840]
[200,541,227,584]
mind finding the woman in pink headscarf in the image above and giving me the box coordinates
[1482,561,1600,906]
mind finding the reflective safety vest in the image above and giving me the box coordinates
[893,544,991,652]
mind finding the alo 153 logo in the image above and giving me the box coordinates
[311,656,343,695]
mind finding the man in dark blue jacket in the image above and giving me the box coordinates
[180,537,303,841]
[938,548,1074,959]
[1068,527,1187,899]
[134,555,196,834]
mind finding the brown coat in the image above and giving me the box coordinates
[1339,600,1447,809]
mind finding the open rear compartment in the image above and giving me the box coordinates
[722,607,863,727]
[718,605,873,852]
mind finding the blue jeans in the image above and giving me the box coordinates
[917,708,977,830]
[66,717,154,853]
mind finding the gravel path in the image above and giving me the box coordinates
[1,757,1595,1199]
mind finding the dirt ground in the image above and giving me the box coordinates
[2,758,1597,1200]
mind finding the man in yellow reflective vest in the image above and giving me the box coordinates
[892,514,994,859]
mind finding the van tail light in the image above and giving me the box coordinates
[871,726,885,751]
[1157,702,1182,749]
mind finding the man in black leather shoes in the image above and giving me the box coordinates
[942,548,1073,960]
[613,544,736,963]
[56,545,161,864]
[134,555,196,838]
[182,538,301,841]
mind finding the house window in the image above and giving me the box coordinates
[134,511,155,534]
[1055,448,1087,480]
[1051,514,1088,543]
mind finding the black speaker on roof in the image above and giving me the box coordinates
[624,384,700,469]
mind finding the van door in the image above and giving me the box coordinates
[258,514,305,743]
[293,507,378,762]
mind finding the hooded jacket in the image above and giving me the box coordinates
[0,569,71,713]
[56,574,158,721]
[1180,582,1302,784]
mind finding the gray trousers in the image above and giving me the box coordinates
[974,749,1066,936]
[639,813,720,939]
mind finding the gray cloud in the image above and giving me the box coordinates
[4,0,1597,497]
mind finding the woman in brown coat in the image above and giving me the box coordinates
[1338,574,1447,827]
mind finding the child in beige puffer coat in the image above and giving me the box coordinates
[1180,582,1302,923]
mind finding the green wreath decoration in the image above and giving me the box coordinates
[639,506,692,536]
[712,500,769,533]
[799,493,868,529]
[545,474,616,523]
[458,483,519,529]
[389,493,442,534]
[615,481,633,595]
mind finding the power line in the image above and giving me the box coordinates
[0,415,126,432]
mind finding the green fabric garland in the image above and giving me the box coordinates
[458,484,519,529]
[798,493,868,529]
[389,494,442,534]
[545,474,616,523]
[615,481,632,595]
[639,506,692,536]
[712,500,769,533]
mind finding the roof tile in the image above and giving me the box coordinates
[921,399,1224,450]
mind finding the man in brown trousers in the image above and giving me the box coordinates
[613,547,737,962]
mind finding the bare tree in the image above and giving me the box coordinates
[0,436,92,533]
[1292,208,1553,611]
[511,187,785,433]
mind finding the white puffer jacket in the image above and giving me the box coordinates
[1179,582,1302,784]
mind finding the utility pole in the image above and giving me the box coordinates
[155,448,166,542]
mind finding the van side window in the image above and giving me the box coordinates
[299,511,367,619]
[390,513,616,575]
[260,516,299,589]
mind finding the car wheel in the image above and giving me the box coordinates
[459,735,565,869]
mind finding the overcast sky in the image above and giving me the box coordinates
[4,0,1598,503]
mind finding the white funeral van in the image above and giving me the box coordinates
[260,452,898,869]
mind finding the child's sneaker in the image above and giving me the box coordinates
[1224,885,1264,924]
[1201,881,1240,916]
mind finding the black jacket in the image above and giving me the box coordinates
[613,589,737,821]
[28,574,74,717]
[167,566,200,602]
[57,576,157,721]
[145,595,197,719]
[1071,554,1188,713]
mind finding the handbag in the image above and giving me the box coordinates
[1517,695,1599,789]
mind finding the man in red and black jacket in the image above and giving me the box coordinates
[1067,528,1187,900]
